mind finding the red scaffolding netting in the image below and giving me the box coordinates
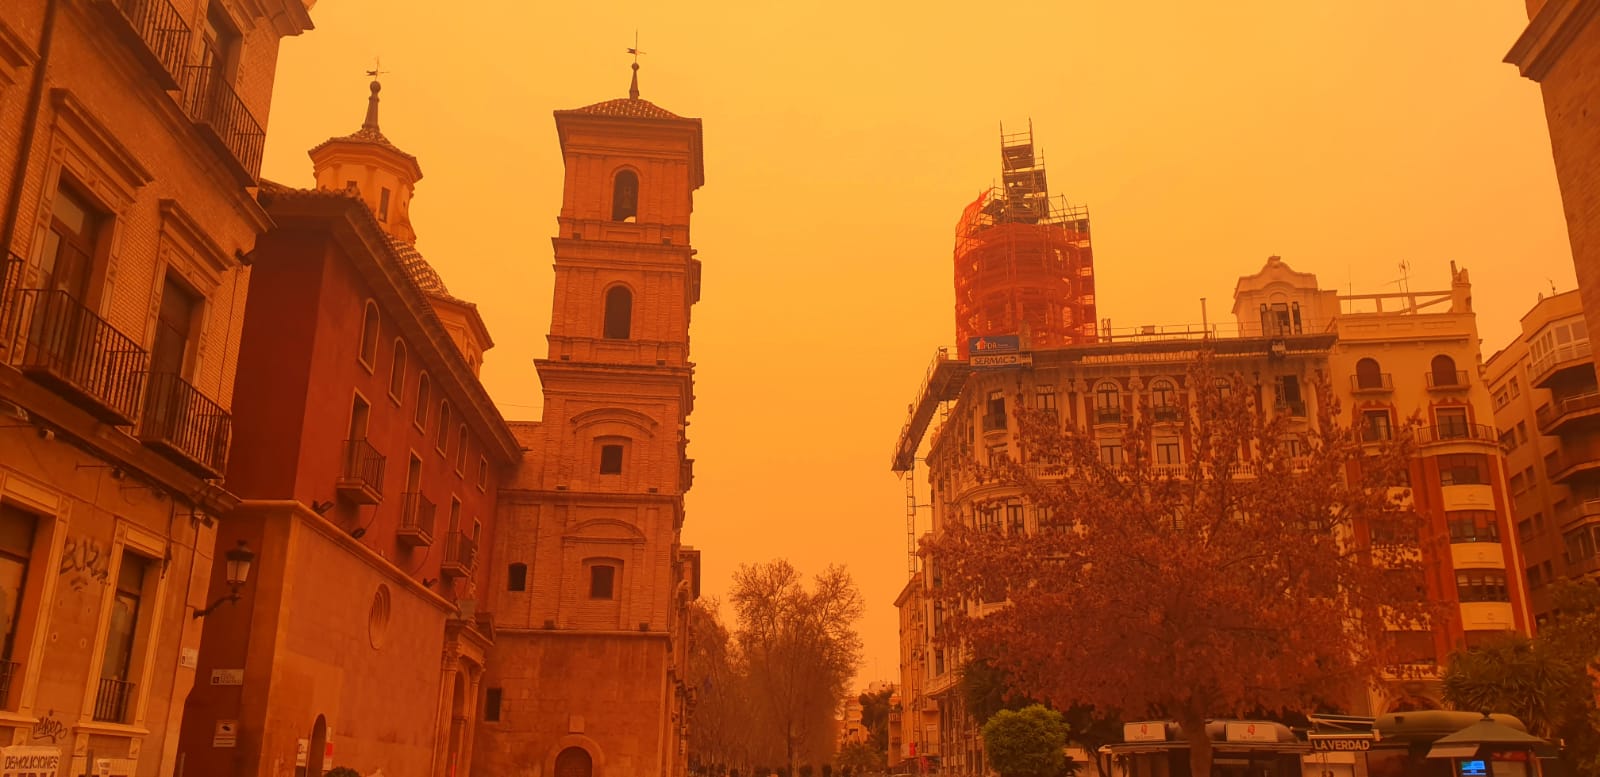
[953,123,1096,358]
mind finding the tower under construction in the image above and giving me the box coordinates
[953,122,1097,357]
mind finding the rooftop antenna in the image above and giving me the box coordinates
[1550,278,1558,295]
[1396,259,1411,298]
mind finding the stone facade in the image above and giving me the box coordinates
[0,0,309,774]
[475,77,703,777]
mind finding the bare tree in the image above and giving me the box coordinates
[731,560,866,777]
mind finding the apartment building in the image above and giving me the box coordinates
[0,0,309,774]
[1485,289,1599,625]
[892,257,1530,774]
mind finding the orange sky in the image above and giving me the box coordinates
[261,1,1572,688]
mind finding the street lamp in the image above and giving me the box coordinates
[194,540,255,618]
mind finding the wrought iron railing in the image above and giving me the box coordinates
[139,371,231,475]
[443,531,476,574]
[1414,423,1498,445]
[398,492,436,545]
[0,256,22,350]
[1276,399,1307,418]
[180,65,265,180]
[8,288,149,424]
[341,438,386,493]
[1151,405,1181,422]
[1425,370,1470,389]
[1350,373,1394,392]
[1094,407,1121,424]
[1537,391,1600,432]
[106,0,190,82]
[93,677,135,722]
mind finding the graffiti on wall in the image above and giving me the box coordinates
[59,536,110,592]
[28,712,65,744]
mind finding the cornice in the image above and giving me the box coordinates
[0,14,37,88]
[1506,0,1600,81]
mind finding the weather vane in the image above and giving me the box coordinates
[365,56,390,82]
[627,31,645,64]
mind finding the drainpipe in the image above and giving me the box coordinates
[0,0,60,258]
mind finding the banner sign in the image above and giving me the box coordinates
[968,335,1021,355]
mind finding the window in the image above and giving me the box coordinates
[1260,302,1301,336]
[1566,526,1596,563]
[378,187,391,222]
[1150,380,1178,421]
[348,394,371,442]
[1430,354,1460,387]
[1438,454,1489,486]
[1518,517,1535,542]
[975,506,1000,532]
[359,301,380,370]
[478,456,489,491]
[96,553,148,723]
[1456,570,1509,603]
[39,182,103,303]
[1510,378,1521,398]
[1098,441,1123,467]
[484,687,503,722]
[151,275,200,378]
[1275,375,1305,416]
[455,425,468,473]
[436,401,451,453]
[599,444,623,475]
[507,563,527,592]
[1528,565,1545,590]
[603,286,632,340]
[1498,428,1518,450]
[1510,471,1526,494]
[1155,440,1181,466]
[1355,357,1385,390]
[1095,383,1121,424]
[1214,378,1233,399]
[1005,503,1024,535]
[1516,421,1528,443]
[1362,409,1393,442]
[1447,510,1500,543]
[389,340,407,401]
[589,564,616,599]
[199,1,239,81]
[984,391,1006,431]
[1035,386,1057,413]
[611,169,639,222]
[1436,407,1470,439]
[414,373,430,430]
[0,505,36,679]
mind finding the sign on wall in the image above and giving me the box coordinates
[210,669,244,686]
[214,720,238,748]
[0,746,61,777]
[1123,722,1167,742]
[968,335,1021,355]
[1224,722,1277,743]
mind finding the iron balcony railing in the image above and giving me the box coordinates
[1425,370,1470,389]
[1530,338,1593,385]
[339,438,386,498]
[102,0,190,84]
[0,660,18,710]
[1151,405,1181,422]
[442,531,476,576]
[981,413,1006,432]
[1415,423,1499,445]
[1276,399,1307,418]
[138,371,231,476]
[398,492,437,546]
[93,677,135,723]
[1350,373,1394,393]
[1094,407,1121,424]
[180,65,265,181]
[7,287,149,425]
[0,256,21,350]
[1537,391,1600,434]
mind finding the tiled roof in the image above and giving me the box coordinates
[308,126,420,166]
[388,236,454,299]
[563,98,684,120]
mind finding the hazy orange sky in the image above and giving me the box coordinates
[261,2,1572,687]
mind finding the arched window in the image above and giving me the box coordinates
[611,169,639,222]
[1094,382,1121,424]
[1430,354,1460,387]
[1355,357,1384,390]
[555,746,594,777]
[388,339,407,400]
[456,424,469,472]
[1150,379,1177,421]
[414,372,431,430]
[358,301,380,370]
[603,285,632,340]
[507,563,527,592]
[436,401,451,453]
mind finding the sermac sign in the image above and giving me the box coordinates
[968,335,1030,368]
[0,746,61,777]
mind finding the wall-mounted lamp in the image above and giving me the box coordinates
[194,540,255,619]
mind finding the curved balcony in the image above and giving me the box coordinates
[1530,338,1593,388]
[1350,373,1394,394]
[1546,449,1600,485]
[1425,370,1471,391]
[1414,423,1499,448]
[1536,391,1600,436]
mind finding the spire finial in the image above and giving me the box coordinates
[626,32,645,99]
[362,57,390,131]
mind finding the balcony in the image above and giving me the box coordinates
[180,65,265,184]
[138,372,231,477]
[1536,391,1600,436]
[1275,399,1307,418]
[1151,405,1181,423]
[1414,423,1499,447]
[1350,373,1394,394]
[981,413,1006,432]
[93,0,191,88]
[4,287,149,425]
[1425,370,1471,391]
[93,677,135,723]
[1094,407,1121,425]
[336,438,385,504]
[1531,338,1593,388]
[397,492,436,547]
[441,531,476,578]
[1546,449,1600,485]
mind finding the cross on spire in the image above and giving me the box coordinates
[365,56,390,82]
[626,32,644,99]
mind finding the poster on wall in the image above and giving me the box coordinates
[0,745,61,777]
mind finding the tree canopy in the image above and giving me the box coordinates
[982,705,1071,777]
[925,356,1428,776]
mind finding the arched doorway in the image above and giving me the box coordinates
[307,715,328,776]
[554,746,593,777]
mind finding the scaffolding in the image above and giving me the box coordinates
[954,121,1097,357]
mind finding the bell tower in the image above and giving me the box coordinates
[479,64,704,777]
